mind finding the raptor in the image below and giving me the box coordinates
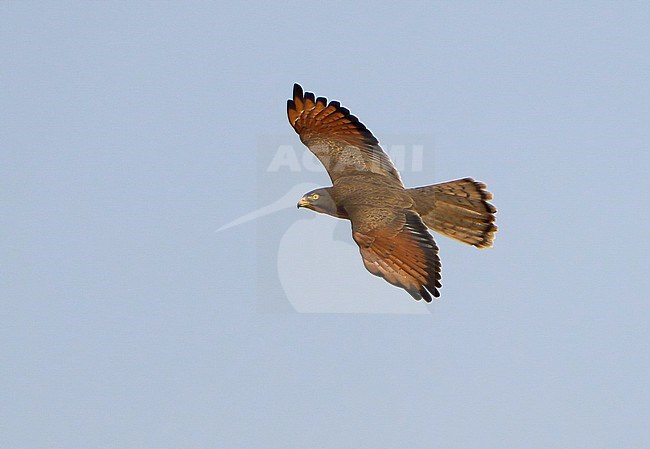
[289,84,497,301]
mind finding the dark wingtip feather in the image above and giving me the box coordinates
[404,211,442,301]
[293,83,303,99]
[420,288,433,303]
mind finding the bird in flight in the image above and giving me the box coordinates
[288,84,497,301]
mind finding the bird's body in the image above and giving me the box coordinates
[289,84,497,301]
[334,174,410,212]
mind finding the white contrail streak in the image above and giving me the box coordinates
[216,182,318,233]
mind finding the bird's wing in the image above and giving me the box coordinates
[347,206,441,301]
[287,83,403,185]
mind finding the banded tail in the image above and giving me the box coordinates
[409,178,497,249]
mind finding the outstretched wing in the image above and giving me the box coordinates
[287,83,402,185]
[349,207,441,302]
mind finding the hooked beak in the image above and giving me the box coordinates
[297,198,310,209]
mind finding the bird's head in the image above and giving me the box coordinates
[297,188,338,216]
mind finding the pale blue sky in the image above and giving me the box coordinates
[1,1,649,448]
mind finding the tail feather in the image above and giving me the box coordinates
[408,178,497,248]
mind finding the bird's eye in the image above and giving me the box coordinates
[312,194,319,200]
